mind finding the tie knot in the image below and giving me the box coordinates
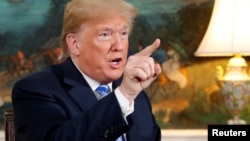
[95,85,110,99]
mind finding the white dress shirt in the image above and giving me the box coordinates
[71,59,134,118]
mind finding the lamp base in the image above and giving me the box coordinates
[228,115,246,125]
[217,55,250,125]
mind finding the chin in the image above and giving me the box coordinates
[107,71,123,80]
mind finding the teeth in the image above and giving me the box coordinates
[112,61,118,64]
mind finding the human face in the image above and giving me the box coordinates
[74,15,130,84]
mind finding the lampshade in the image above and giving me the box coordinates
[195,0,250,56]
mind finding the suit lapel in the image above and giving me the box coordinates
[54,57,124,111]
[55,57,98,111]
[112,77,122,90]
[68,83,98,111]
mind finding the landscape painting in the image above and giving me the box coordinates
[1,0,250,130]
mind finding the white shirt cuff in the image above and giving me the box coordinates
[114,88,134,118]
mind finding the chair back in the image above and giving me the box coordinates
[4,109,15,141]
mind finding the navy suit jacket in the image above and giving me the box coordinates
[12,57,161,141]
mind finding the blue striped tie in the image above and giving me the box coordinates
[95,85,110,99]
[95,85,125,141]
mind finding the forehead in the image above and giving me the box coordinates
[82,15,130,31]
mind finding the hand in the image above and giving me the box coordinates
[119,39,162,103]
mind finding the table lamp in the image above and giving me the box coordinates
[195,0,250,124]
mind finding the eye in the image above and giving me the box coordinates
[120,30,129,39]
[98,31,112,41]
[100,32,108,37]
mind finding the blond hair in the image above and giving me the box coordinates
[61,0,138,56]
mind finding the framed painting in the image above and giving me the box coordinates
[128,0,250,129]
[1,0,249,131]
[0,0,69,130]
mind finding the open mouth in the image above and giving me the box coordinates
[111,58,122,68]
[111,58,122,64]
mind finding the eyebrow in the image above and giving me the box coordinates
[99,25,129,31]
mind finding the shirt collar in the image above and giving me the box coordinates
[71,59,112,92]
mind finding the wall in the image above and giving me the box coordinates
[0,130,208,141]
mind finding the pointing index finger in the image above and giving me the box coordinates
[136,39,161,56]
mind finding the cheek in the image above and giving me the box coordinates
[80,48,106,68]
[79,39,105,57]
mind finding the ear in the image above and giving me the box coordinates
[66,33,80,56]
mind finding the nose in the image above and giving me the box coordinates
[111,34,126,51]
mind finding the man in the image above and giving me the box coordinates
[12,0,162,141]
